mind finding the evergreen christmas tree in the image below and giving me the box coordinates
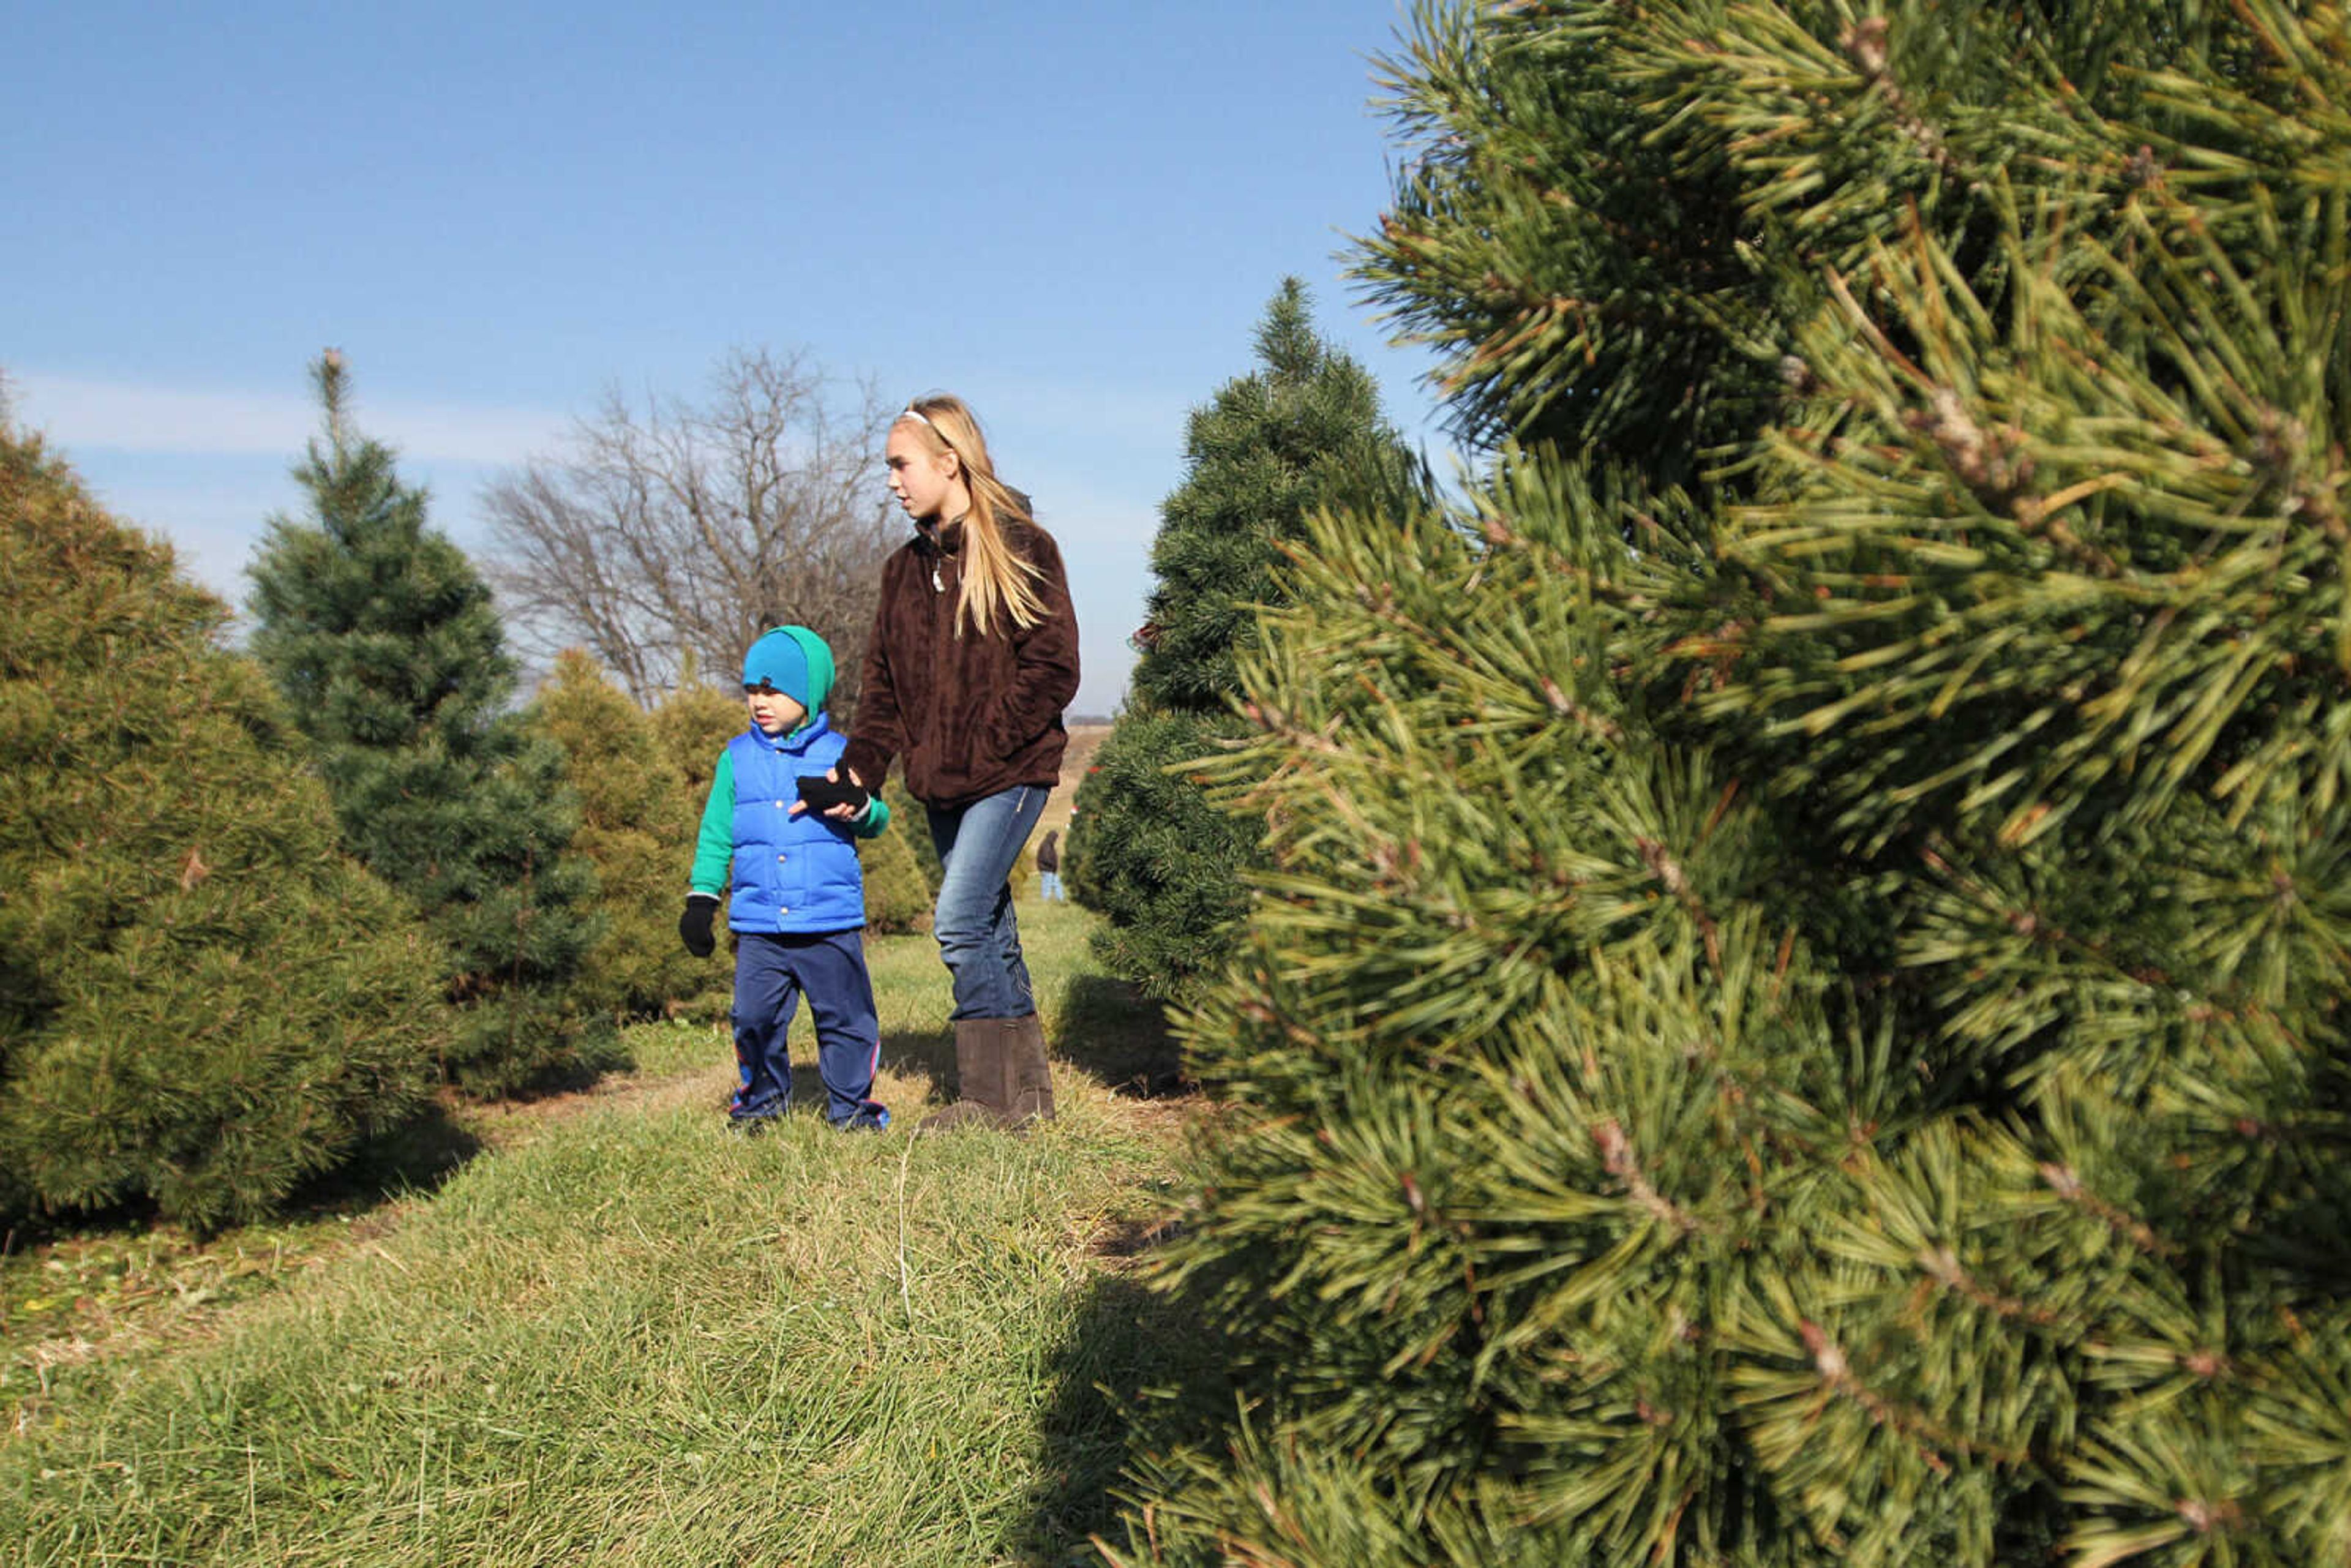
[1107,4,2351,1566]
[879,775,944,899]
[528,649,721,1022]
[1073,280,1427,999]
[858,812,933,936]
[650,667,744,809]
[249,354,614,1095]
[0,425,444,1229]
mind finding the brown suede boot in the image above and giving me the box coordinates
[1006,1013,1056,1125]
[918,1018,1013,1133]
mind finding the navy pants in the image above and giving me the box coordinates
[731,928,884,1125]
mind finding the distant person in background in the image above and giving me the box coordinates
[681,625,894,1135]
[830,393,1079,1131]
[1034,829,1064,902]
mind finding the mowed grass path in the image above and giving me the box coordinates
[2,898,1201,1566]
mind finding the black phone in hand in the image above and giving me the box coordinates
[796,773,868,814]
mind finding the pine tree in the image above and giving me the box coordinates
[1133,277,1427,713]
[650,669,744,809]
[528,649,721,1022]
[1107,5,2351,1566]
[858,816,932,936]
[879,776,943,898]
[1065,710,1252,997]
[1074,280,1428,999]
[248,354,614,1095]
[0,425,444,1229]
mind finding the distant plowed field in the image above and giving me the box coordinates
[1048,722,1109,833]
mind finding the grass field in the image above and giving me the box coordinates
[1,891,1207,1566]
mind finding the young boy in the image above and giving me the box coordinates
[680,625,892,1133]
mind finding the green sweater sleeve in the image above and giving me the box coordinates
[855,792,891,839]
[690,749,735,896]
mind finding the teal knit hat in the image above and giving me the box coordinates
[740,626,836,714]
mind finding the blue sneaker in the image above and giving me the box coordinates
[836,1107,890,1133]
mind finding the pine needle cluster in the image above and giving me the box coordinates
[1109,4,2351,1564]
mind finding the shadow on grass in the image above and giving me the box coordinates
[1016,1266,1240,1564]
[0,1098,488,1332]
[296,1097,486,1214]
[879,1024,959,1108]
[1054,972,1188,1098]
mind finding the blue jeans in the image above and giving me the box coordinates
[1038,870,1064,901]
[926,784,1048,1019]
[731,929,886,1125]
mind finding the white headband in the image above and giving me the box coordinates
[897,407,934,429]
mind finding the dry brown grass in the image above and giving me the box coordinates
[1044,721,1112,835]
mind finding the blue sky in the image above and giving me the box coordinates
[4,1,1455,716]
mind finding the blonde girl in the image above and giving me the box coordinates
[833,393,1079,1130]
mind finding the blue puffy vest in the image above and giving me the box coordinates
[726,715,868,934]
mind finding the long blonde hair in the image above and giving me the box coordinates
[896,393,1049,637]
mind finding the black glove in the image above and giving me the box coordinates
[679,893,720,958]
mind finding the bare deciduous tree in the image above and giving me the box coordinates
[484,348,899,716]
